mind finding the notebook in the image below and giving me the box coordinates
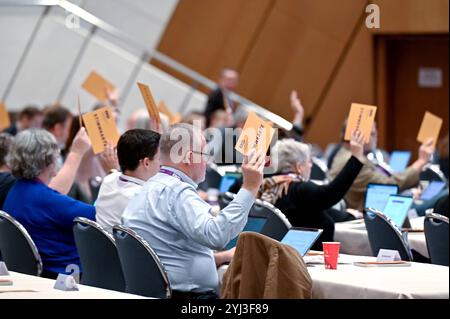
[420,181,446,201]
[382,195,414,229]
[353,261,411,267]
[224,216,267,250]
[281,227,323,257]
[365,183,399,212]
[389,151,411,173]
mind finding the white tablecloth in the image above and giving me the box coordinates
[218,253,448,299]
[334,218,429,258]
[0,272,148,299]
[306,254,448,299]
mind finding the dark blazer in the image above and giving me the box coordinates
[2,123,18,136]
[204,87,225,126]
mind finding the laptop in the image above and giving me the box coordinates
[219,172,241,193]
[224,216,267,250]
[382,194,414,229]
[365,183,399,212]
[389,151,412,173]
[420,181,446,201]
[280,227,323,257]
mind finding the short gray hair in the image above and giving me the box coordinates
[159,123,203,161]
[272,138,311,173]
[7,129,60,179]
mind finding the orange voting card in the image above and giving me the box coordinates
[158,100,181,125]
[82,106,120,154]
[0,102,11,131]
[344,103,377,143]
[417,111,443,147]
[235,111,274,156]
[137,82,161,126]
[81,71,115,101]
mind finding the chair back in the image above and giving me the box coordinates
[363,210,413,261]
[0,210,43,276]
[113,225,171,298]
[73,217,126,291]
[424,211,449,266]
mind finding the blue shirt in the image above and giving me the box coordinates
[3,179,96,274]
[122,166,255,293]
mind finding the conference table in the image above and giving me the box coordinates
[0,271,148,299]
[304,253,448,299]
[217,251,448,299]
[334,217,428,258]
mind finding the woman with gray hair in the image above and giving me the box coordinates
[257,130,366,249]
[3,129,95,279]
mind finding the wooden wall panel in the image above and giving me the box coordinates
[156,0,274,76]
[305,26,375,147]
[237,0,367,121]
[371,0,449,33]
[155,0,449,149]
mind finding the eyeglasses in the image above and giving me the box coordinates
[191,150,213,162]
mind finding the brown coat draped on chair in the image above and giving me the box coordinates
[221,231,312,299]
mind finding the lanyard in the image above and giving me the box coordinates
[118,175,142,186]
[159,168,183,181]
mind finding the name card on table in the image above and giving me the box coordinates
[377,249,401,262]
[417,111,443,148]
[82,106,120,154]
[235,111,274,156]
[0,262,10,276]
[137,82,161,127]
[53,274,79,291]
[82,70,116,101]
[344,103,377,144]
[0,102,11,131]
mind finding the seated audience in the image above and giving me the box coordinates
[65,116,119,202]
[122,123,265,299]
[181,112,206,131]
[204,68,239,127]
[3,105,43,136]
[42,104,73,151]
[0,133,15,208]
[328,121,435,211]
[3,129,96,279]
[42,105,91,196]
[95,129,161,232]
[256,131,365,248]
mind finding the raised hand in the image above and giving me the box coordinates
[290,90,304,126]
[418,138,435,163]
[241,150,265,197]
[70,127,91,156]
[349,130,366,163]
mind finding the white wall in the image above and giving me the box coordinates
[0,0,208,131]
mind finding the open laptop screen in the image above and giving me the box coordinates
[383,195,414,228]
[420,181,446,201]
[281,227,323,257]
[365,183,399,212]
[219,173,241,193]
[224,216,267,250]
[389,151,411,173]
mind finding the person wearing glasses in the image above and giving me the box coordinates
[122,123,265,299]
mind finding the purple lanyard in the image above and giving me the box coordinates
[159,168,183,181]
[118,175,142,186]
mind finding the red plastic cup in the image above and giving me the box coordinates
[323,242,340,269]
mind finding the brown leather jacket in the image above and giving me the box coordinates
[221,232,312,299]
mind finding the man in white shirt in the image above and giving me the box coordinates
[95,129,161,232]
[122,123,265,299]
